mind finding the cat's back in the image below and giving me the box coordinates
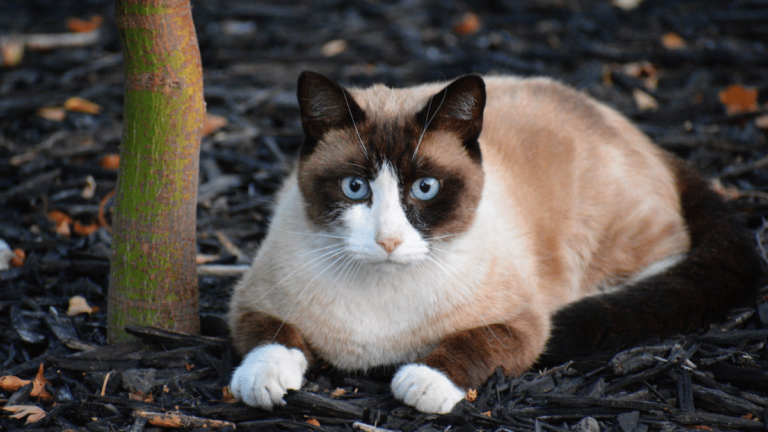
[478,76,690,307]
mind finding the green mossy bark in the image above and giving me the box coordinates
[108,0,204,342]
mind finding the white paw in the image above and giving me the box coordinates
[230,344,308,410]
[391,364,465,414]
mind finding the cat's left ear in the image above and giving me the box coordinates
[297,71,365,156]
[416,75,486,162]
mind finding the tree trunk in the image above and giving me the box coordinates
[108,0,204,342]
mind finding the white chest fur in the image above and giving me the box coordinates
[239,169,532,371]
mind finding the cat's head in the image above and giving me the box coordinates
[295,71,486,265]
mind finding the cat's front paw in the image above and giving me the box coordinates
[230,344,308,410]
[391,364,465,413]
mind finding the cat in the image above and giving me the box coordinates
[227,71,763,413]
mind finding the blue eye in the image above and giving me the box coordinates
[341,176,370,200]
[411,177,440,201]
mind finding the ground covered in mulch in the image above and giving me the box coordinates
[2,0,768,430]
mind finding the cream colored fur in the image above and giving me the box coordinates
[227,76,690,412]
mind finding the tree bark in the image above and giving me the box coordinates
[108,0,204,342]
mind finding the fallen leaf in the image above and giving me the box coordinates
[202,113,228,137]
[632,88,658,111]
[711,178,740,201]
[82,175,96,199]
[99,154,120,170]
[129,391,146,401]
[67,295,94,316]
[0,376,31,392]
[1,40,24,68]
[48,210,73,225]
[306,418,321,427]
[330,388,346,398]
[466,388,478,402]
[73,221,99,237]
[620,61,658,90]
[37,107,66,122]
[719,84,759,115]
[661,32,687,50]
[222,387,237,403]
[612,0,643,10]
[482,411,492,417]
[48,210,72,237]
[66,15,104,33]
[31,364,52,401]
[64,96,102,114]
[454,12,481,35]
[3,405,47,425]
[10,248,25,267]
[98,190,116,230]
[321,39,347,57]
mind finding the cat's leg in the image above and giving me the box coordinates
[392,309,548,413]
[229,310,313,410]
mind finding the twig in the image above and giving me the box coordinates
[197,264,249,277]
[0,31,101,50]
[132,410,235,430]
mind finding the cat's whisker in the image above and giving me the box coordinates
[340,86,368,159]
[412,84,448,161]
[297,242,345,257]
[275,249,351,339]
[248,246,348,306]
[272,227,346,240]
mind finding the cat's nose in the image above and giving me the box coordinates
[377,237,403,254]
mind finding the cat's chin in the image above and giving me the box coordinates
[357,255,425,269]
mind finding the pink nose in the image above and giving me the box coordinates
[377,237,403,254]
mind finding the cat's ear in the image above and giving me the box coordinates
[297,71,365,151]
[416,75,486,162]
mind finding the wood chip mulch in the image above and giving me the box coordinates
[1,0,768,430]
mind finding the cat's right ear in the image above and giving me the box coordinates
[297,71,365,153]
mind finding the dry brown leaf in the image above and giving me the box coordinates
[66,15,104,33]
[482,411,492,417]
[719,84,759,115]
[129,391,146,401]
[453,12,481,35]
[632,88,658,111]
[466,388,478,402]
[661,32,687,50]
[0,376,31,392]
[711,178,740,201]
[67,295,94,316]
[620,61,658,90]
[64,96,102,114]
[48,210,72,236]
[37,107,66,122]
[1,40,24,68]
[3,405,47,425]
[99,153,120,170]
[202,113,228,137]
[185,362,194,371]
[306,418,321,427]
[48,210,73,225]
[73,221,99,237]
[98,190,116,230]
[330,388,346,398]
[222,386,237,403]
[10,248,25,268]
[321,39,347,57]
[31,364,52,401]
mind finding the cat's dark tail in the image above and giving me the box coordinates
[538,156,765,367]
